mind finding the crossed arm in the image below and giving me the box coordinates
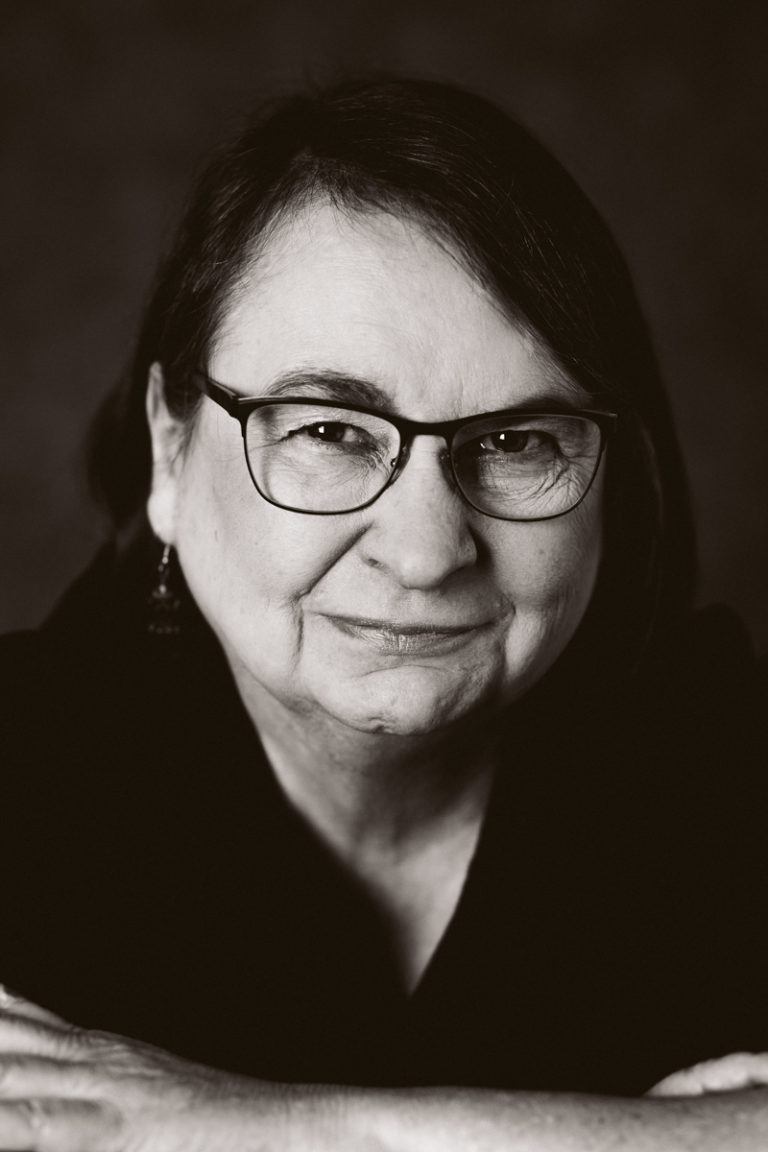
[1,989,767,1152]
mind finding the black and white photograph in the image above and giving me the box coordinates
[1,3,767,1148]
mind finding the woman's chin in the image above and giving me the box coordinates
[313,664,503,739]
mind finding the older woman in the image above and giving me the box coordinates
[1,77,766,1150]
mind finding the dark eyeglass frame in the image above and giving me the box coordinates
[193,370,618,521]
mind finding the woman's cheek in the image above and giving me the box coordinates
[174,442,355,654]
[497,501,600,605]
[495,504,602,681]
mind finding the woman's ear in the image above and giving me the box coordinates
[145,362,185,543]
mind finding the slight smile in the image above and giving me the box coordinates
[324,615,493,656]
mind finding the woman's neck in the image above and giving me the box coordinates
[237,686,498,991]
[244,684,497,853]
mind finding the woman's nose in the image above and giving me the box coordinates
[359,440,479,588]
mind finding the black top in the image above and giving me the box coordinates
[2,533,766,1096]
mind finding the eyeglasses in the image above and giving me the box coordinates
[193,371,617,521]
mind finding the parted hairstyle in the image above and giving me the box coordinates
[89,74,696,673]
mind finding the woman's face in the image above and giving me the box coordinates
[148,204,604,738]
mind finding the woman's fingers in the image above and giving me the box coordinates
[0,1056,91,1099]
[0,1097,121,1152]
[0,1010,82,1061]
[0,988,70,1030]
[0,996,267,1151]
[0,1021,78,1059]
[648,1052,768,1096]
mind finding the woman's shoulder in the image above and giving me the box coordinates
[616,603,765,780]
[629,601,765,747]
[1,544,121,776]
[0,537,259,881]
[1,536,175,769]
[525,598,764,749]
[1,542,124,714]
[502,600,766,862]
[0,533,248,774]
[1,528,206,689]
[651,601,761,687]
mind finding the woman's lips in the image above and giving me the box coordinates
[324,615,492,655]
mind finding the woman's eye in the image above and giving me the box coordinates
[306,421,348,442]
[292,421,357,444]
[479,429,553,454]
[288,420,381,452]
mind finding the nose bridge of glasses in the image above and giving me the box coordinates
[392,426,456,489]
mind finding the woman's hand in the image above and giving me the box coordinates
[648,1052,768,1097]
[0,986,301,1152]
[5,985,768,1152]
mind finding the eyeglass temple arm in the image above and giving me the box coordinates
[192,372,245,419]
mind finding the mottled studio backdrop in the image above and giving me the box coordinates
[2,0,766,649]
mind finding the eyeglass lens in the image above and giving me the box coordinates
[244,402,602,519]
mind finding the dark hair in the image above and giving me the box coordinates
[89,75,696,671]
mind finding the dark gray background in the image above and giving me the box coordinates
[2,0,766,650]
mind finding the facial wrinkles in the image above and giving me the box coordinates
[178,205,604,741]
[218,211,578,424]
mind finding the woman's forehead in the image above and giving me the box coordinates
[210,202,585,418]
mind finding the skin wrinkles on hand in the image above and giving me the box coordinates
[2,994,768,1151]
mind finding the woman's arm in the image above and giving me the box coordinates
[341,1084,768,1152]
[2,990,768,1152]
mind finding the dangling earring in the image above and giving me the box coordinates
[147,543,183,637]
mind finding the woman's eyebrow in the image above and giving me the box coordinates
[263,370,391,408]
[259,370,589,413]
